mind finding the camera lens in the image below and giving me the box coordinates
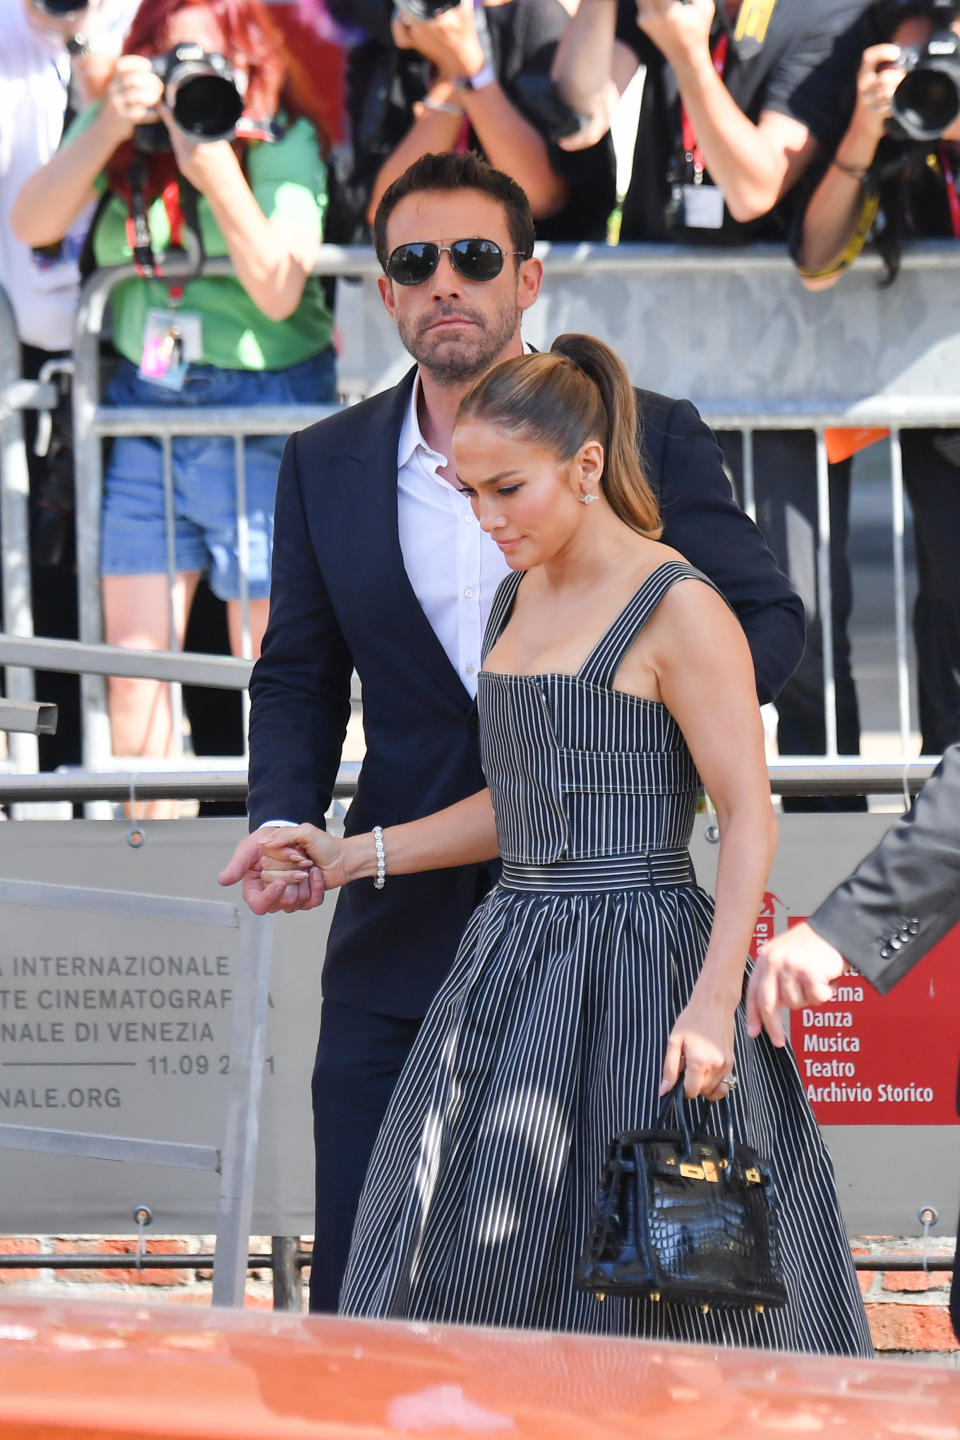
[170,70,244,140]
[893,67,960,139]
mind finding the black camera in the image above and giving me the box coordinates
[135,43,245,151]
[394,0,461,20]
[879,0,960,140]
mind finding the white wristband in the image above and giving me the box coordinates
[457,62,496,92]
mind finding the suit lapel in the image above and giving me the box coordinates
[337,368,474,715]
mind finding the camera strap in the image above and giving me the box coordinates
[125,157,204,302]
[939,143,960,238]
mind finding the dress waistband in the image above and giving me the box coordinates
[499,851,694,893]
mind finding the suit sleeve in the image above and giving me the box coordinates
[654,397,806,705]
[246,429,353,831]
[809,743,960,993]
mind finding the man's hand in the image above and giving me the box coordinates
[393,2,487,82]
[636,0,715,69]
[218,827,325,916]
[746,922,849,1047]
[261,824,353,893]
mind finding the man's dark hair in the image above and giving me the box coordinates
[373,152,536,270]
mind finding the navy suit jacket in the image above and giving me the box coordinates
[248,368,805,1018]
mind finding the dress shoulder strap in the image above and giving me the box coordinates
[578,561,722,689]
[481,570,524,665]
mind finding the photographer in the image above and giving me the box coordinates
[366,0,617,241]
[795,0,960,757]
[550,0,870,807]
[1,0,135,774]
[12,0,336,813]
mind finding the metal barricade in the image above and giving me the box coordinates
[0,874,273,1308]
[3,241,957,795]
[0,281,51,779]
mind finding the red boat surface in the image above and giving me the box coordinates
[0,1297,958,1439]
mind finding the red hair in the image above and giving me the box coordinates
[106,0,328,202]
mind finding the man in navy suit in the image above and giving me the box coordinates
[746,740,960,1339]
[219,150,805,1312]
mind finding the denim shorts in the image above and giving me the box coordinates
[100,348,337,601]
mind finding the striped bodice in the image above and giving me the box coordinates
[478,562,708,869]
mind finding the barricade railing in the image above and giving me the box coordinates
[5,244,960,797]
[0,281,52,780]
[0,876,273,1307]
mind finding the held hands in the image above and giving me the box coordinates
[260,823,354,893]
[659,985,737,1101]
[635,0,715,69]
[746,922,849,1048]
[217,827,325,916]
[392,1,487,82]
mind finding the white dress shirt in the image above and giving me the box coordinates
[397,372,510,700]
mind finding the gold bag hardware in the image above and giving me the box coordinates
[679,1159,720,1183]
[745,1167,762,1185]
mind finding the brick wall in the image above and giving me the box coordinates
[0,1234,955,1362]
[0,1235,286,1310]
[854,1237,958,1363]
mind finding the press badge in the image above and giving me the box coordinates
[139,308,203,391]
[682,183,725,230]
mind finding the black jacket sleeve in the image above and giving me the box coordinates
[809,743,960,994]
[645,391,805,705]
[246,429,353,831]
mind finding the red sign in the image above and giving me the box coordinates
[791,916,960,1125]
[750,892,788,960]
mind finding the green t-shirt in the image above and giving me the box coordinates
[64,109,333,370]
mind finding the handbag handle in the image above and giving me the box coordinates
[657,1077,736,1162]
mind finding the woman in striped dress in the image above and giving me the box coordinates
[262,334,872,1357]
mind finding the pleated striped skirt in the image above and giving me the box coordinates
[339,861,874,1357]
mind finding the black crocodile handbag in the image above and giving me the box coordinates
[575,1079,788,1311]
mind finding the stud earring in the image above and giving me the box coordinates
[579,492,598,505]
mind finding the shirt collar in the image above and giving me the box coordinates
[398,369,438,470]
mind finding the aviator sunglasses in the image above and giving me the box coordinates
[385,238,529,286]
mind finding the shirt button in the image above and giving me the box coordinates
[464,587,474,599]
[465,663,476,676]
[463,513,474,524]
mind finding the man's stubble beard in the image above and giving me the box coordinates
[397,295,521,387]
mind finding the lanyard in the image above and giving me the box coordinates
[940,144,960,240]
[680,32,730,180]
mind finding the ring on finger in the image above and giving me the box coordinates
[721,1075,738,1091]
